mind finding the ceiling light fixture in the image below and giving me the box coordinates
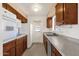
[34,7,39,12]
[33,4,41,12]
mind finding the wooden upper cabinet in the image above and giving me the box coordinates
[47,17,52,28]
[2,3,27,23]
[2,3,7,9]
[64,3,78,24]
[55,3,64,23]
[55,3,78,24]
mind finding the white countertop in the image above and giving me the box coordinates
[3,34,27,44]
[44,32,79,56]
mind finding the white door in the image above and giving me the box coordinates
[31,22,43,43]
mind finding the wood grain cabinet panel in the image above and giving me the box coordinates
[64,3,78,24]
[3,35,27,56]
[51,44,61,56]
[16,35,27,56]
[55,3,78,24]
[55,3,64,23]
[47,17,52,28]
[23,36,27,51]
[16,37,24,56]
[45,39,48,54]
[2,3,7,9]
[43,35,48,54]
[3,40,16,56]
[43,34,62,56]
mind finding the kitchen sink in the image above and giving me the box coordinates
[46,32,58,36]
[17,34,23,36]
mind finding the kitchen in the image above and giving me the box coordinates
[0,3,79,56]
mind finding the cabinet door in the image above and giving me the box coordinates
[3,52,10,56]
[43,35,46,47]
[51,44,61,56]
[23,36,27,51]
[16,45,20,56]
[46,38,48,54]
[47,17,52,28]
[43,35,48,54]
[51,44,55,56]
[16,37,24,56]
[55,3,64,24]
[64,3,78,24]
[2,3,7,9]
[3,40,16,56]
[10,48,16,56]
[16,44,23,56]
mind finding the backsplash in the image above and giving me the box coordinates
[54,24,79,34]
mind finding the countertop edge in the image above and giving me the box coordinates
[43,33,65,56]
[3,34,27,44]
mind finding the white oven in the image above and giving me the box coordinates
[0,8,18,41]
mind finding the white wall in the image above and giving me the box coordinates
[20,22,32,48]
[78,3,79,24]
[0,3,3,56]
[0,3,2,7]
[0,16,3,56]
[48,5,56,17]
[29,16,46,43]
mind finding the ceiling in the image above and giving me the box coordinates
[9,3,56,17]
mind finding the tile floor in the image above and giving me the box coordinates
[22,43,47,56]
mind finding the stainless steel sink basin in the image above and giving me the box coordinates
[46,32,58,36]
[17,34,22,36]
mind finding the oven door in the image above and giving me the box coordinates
[2,16,18,41]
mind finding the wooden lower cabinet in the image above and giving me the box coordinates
[16,37,24,56]
[43,35,48,54]
[23,36,27,51]
[16,35,27,56]
[45,39,48,54]
[51,44,61,56]
[3,35,27,56]
[3,40,16,56]
[43,34,62,56]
